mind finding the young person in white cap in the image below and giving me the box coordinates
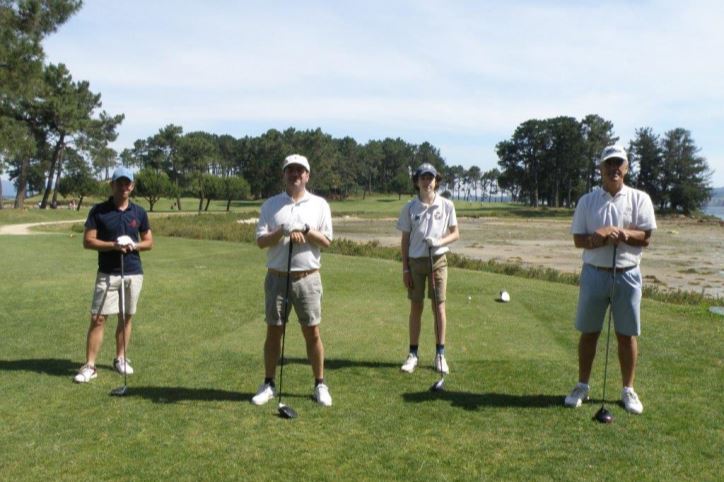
[74,167,154,383]
[565,145,656,414]
[251,154,334,407]
[397,163,459,375]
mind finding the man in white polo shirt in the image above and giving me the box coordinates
[251,154,334,407]
[565,145,657,414]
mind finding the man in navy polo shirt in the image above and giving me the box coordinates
[74,167,153,383]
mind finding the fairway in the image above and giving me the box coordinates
[0,234,721,481]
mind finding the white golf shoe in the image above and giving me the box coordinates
[622,387,644,414]
[313,383,333,407]
[434,354,449,375]
[564,382,590,408]
[251,383,276,406]
[400,354,419,373]
[73,364,97,383]
[113,357,134,375]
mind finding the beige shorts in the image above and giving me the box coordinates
[265,270,322,327]
[90,272,144,316]
[408,254,447,303]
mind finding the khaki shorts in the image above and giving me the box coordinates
[408,255,447,303]
[90,272,144,316]
[265,271,323,327]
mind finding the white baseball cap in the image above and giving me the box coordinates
[600,145,628,164]
[282,154,310,173]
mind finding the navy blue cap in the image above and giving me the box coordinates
[415,163,438,177]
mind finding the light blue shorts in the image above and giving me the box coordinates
[574,264,642,336]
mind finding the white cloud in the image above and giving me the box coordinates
[43,0,724,185]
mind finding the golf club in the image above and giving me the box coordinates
[277,240,298,419]
[110,252,128,397]
[428,246,445,392]
[593,245,617,424]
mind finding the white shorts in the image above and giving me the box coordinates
[90,272,144,316]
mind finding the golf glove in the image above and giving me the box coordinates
[282,222,307,236]
[116,235,136,249]
[425,236,441,248]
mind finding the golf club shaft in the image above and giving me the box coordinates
[277,240,294,407]
[600,245,617,407]
[120,252,127,388]
[428,247,442,378]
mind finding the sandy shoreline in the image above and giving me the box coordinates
[334,216,724,299]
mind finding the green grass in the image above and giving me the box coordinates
[0,234,722,481]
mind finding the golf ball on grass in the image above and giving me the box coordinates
[499,290,510,303]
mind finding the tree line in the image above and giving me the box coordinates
[496,115,712,213]
[1,1,713,215]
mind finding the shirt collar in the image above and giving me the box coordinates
[599,184,629,200]
[285,190,311,204]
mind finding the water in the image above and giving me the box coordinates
[703,205,724,220]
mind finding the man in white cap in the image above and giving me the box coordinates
[74,166,154,383]
[397,163,459,375]
[251,154,334,407]
[565,145,656,414]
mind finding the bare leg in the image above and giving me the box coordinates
[616,333,638,387]
[301,325,324,380]
[263,325,283,379]
[408,301,423,345]
[434,301,447,345]
[85,314,107,366]
[578,331,601,383]
[115,315,133,358]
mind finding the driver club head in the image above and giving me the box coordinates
[278,403,298,419]
[429,379,445,392]
[110,385,128,397]
[593,406,614,424]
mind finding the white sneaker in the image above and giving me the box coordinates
[564,382,590,408]
[113,357,134,375]
[73,364,97,383]
[622,388,644,414]
[313,383,332,407]
[400,354,418,373]
[251,383,276,406]
[434,354,449,375]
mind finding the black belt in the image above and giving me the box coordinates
[588,264,637,273]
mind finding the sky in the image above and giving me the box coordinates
[35,0,724,187]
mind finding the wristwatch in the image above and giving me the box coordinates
[303,224,310,235]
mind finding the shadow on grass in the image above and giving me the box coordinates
[402,390,562,411]
[281,356,399,370]
[0,358,77,377]
[126,386,250,404]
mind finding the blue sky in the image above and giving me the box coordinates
[36,0,724,186]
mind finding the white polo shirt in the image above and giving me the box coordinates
[397,194,457,258]
[256,190,333,271]
[571,185,657,268]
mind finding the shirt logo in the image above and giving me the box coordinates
[129,218,139,229]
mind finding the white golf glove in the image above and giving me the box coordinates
[283,222,307,236]
[425,236,442,248]
[116,235,136,250]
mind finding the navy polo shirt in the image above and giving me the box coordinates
[85,198,150,275]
